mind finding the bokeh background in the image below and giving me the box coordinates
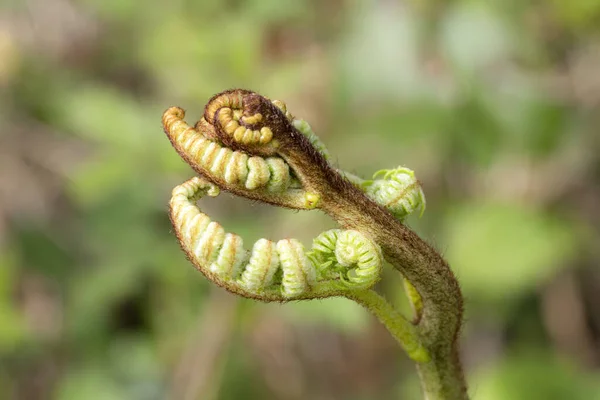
[1,0,600,399]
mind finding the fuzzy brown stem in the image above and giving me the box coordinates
[280,143,467,399]
[171,89,468,398]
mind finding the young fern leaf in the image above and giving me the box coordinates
[365,167,426,219]
[169,176,383,301]
[163,89,466,399]
[204,90,274,147]
[163,89,342,211]
[163,107,291,192]
[343,166,426,221]
[309,230,382,290]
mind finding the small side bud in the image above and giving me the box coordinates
[303,192,321,209]
[363,167,426,220]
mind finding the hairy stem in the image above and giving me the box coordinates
[325,182,466,399]
[280,144,467,399]
[416,345,466,400]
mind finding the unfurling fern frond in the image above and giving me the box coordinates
[309,230,382,290]
[169,177,382,301]
[163,107,292,192]
[204,90,274,146]
[159,88,474,393]
[346,167,426,220]
[366,167,426,219]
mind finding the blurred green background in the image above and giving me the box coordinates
[1,0,600,399]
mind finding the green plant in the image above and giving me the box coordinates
[162,89,467,399]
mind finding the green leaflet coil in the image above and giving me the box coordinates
[163,90,334,197]
[163,107,291,192]
[309,230,383,290]
[363,167,426,220]
[170,177,382,300]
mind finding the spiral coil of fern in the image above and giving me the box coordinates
[163,89,467,395]
[163,90,331,209]
[163,106,291,192]
[169,176,383,301]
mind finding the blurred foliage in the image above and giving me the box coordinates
[1,0,599,399]
[445,202,576,306]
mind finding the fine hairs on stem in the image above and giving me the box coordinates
[162,89,467,400]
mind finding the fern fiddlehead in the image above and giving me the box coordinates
[163,89,467,394]
[169,176,383,301]
[163,90,330,209]
[163,89,429,359]
[163,106,291,193]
